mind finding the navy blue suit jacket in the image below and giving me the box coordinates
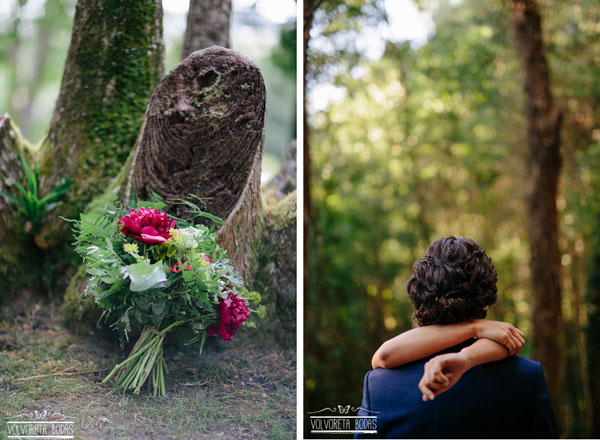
[356,341,558,438]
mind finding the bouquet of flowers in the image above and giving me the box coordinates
[69,198,264,396]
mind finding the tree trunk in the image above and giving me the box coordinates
[0,115,42,293]
[255,142,297,346]
[34,0,164,250]
[511,0,564,430]
[304,0,321,319]
[181,0,231,60]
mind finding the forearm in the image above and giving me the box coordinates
[460,337,508,369]
[371,322,476,369]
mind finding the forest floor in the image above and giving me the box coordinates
[0,297,296,439]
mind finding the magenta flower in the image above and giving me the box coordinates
[207,293,250,341]
[118,207,176,245]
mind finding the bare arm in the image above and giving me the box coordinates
[372,322,476,369]
[418,338,511,400]
[371,319,524,369]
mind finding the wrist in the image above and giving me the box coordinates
[459,346,476,370]
[471,319,483,339]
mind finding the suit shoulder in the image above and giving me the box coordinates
[512,355,541,370]
[480,355,542,386]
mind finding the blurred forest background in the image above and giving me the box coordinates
[0,0,296,182]
[304,0,600,437]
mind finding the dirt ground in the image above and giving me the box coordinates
[0,298,296,439]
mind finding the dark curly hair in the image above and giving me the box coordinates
[406,236,497,326]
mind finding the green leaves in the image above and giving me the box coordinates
[151,298,166,315]
[124,261,166,292]
[0,152,70,234]
[70,195,261,362]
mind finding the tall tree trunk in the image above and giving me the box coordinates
[7,0,25,118]
[303,0,322,322]
[20,0,56,138]
[181,0,231,60]
[35,0,163,249]
[0,0,164,297]
[511,0,564,430]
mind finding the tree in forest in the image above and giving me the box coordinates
[1,0,295,347]
[303,0,319,297]
[181,0,231,59]
[510,0,564,428]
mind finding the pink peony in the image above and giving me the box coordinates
[118,207,176,245]
[207,292,250,341]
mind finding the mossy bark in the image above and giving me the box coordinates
[250,142,297,346]
[0,114,42,294]
[251,192,297,347]
[35,0,164,250]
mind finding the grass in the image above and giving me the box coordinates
[0,298,296,439]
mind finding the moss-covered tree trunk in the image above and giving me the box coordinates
[0,115,42,293]
[0,0,164,297]
[256,142,297,346]
[64,47,296,347]
[181,0,231,59]
[36,0,163,249]
[511,0,564,429]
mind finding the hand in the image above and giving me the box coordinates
[473,319,525,356]
[418,352,470,401]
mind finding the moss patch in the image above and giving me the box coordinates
[250,192,296,348]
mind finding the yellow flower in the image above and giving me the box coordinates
[124,243,139,254]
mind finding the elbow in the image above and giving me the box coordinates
[372,345,392,369]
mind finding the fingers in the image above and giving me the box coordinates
[505,337,517,356]
[514,328,526,345]
[506,326,526,355]
[419,359,450,401]
[494,323,526,356]
[418,376,434,401]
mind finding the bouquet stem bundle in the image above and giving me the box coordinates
[103,324,180,397]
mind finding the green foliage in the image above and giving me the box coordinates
[271,22,296,78]
[68,197,262,396]
[0,152,70,234]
